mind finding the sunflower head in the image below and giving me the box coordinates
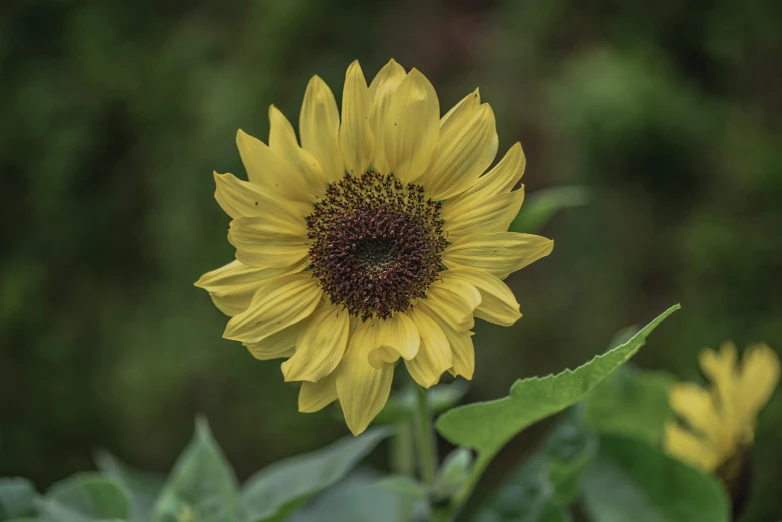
[664,341,780,474]
[195,59,554,435]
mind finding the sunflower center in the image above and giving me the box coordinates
[306,170,447,321]
[354,238,399,272]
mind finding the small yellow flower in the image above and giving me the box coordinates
[196,59,553,435]
[664,341,780,472]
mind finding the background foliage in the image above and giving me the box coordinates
[1,0,781,520]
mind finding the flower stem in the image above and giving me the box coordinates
[391,418,416,522]
[414,385,437,486]
[391,418,415,477]
[433,457,489,521]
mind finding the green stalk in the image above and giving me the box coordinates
[391,417,416,522]
[432,457,489,522]
[414,386,437,486]
[391,419,415,478]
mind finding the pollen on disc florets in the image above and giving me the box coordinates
[306,170,447,321]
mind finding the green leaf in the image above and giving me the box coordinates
[288,477,407,522]
[374,381,470,424]
[543,419,598,504]
[432,448,473,501]
[436,304,680,470]
[39,473,131,522]
[371,397,411,425]
[475,416,593,522]
[584,365,675,445]
[510,186,589,232]
[95,452,165,522]
[475,456,571,522]
[0,478,37,520]
[152,418,238,522]
[373,476,427,500]
[581,435,730,522]
[239,428,390,522]
[426,381,470,414]
[5,519,41,522]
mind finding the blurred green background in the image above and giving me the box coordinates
[1,0,781,519]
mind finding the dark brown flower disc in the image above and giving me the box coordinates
[306,170,447,320]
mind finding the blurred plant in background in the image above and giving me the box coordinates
[5,306,769,522]
[1,0,782,521]
[3,306,701,522]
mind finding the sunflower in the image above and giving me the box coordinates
[196,59,553,435]
[664,342,780,474]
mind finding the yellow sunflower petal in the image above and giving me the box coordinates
[668,383,722,441]
[383,69,440,184]
[337,321,394,435]
[223,273,323,343]
[281,304,350,382]
[440,88,480,137]
[418,103,498,201]
[423,277,482,332]
[405,307,452,388]
[299,75,344,183]
[228,216,309,268]
[421,302,473,380]
[447,329,475,380]
[442,187,525,240]
[699,343,739,427]
[737,343,780,429]
[243,319,309,360]
[299,371,339,413]
[368,312,420,368]
[423,311,475,380]
[456,142,526,200]
[443,232,554,279]
[195,259,308,316]
[663,421,721,472]
[213,172,308,220]
[699,342,738,381]
[236,129,312,203]
[445,268,522,327]
[268,105,327,196]
[339,61,374,176]
[368,59,406,175]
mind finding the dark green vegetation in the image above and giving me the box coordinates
[3,308,711,522]
[1,0,781,520]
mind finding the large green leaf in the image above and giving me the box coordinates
[436,304,679,470]
[152,418,238,522]
[581,435,730,522]
[38,473,131,522]
[373,476,428,500]
[475,416,594,522]
[584,365,675,445]
[239,428,390,522]
[475,455,571,522]
[288,477,405,522]
[542,419,598,505]
[0,478,37,520]
[95,452,165,522]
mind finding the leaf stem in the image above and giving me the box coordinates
[431,455,490,522]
